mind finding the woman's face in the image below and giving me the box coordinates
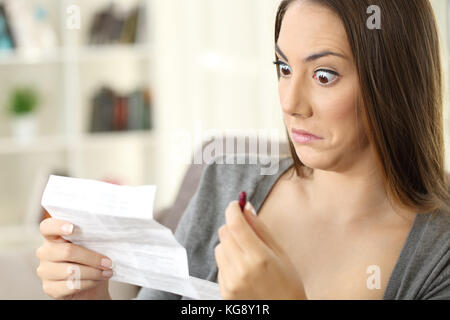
[277,1,369,172]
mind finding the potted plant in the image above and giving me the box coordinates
[7,87,40,144]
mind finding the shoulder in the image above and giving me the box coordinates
[412,208,450,268]
[385,207,450,299]
[412,209,450,299]
[195,154,292,203]
[200,153,292,182]
[179,153,290,231]
[422,208,450,249]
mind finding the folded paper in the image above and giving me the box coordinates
[41,175,221,300]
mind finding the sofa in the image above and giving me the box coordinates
[0,136,289,299]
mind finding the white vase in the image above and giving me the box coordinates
[11,114,38,145]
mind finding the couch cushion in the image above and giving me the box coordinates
[157,136,290,232]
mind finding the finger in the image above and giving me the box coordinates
[218,225,247,269]
[217,270,234,300]
[243,201,284,253]
[37,242,113,271]
[225,201,267,256]
[40,218,74,241]
[215,243,237,300]
[217,270,228,299]
[214,243,235,286]
[214,243,225,273]
[37,261,114,281]
[51,237,70,243]
[43,279,104,299]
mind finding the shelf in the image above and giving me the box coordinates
[0,49,64,66]
[0,44,152,66]
[0,136,68,155]
[78,43,153,61]
[78,131,158,149]
[0,131,158,155]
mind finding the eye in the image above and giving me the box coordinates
[313,69,339,86]
[273,60,292,78]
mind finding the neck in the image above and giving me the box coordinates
[297,146,415,224]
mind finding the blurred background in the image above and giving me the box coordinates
[0,0,447,299]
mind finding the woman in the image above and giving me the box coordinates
[36,0,450,300]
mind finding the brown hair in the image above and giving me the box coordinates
[275,0,450,213]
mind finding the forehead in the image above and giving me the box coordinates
[278,1,352,61]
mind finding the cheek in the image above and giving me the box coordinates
[314,88,362,144]
[278,82,286,106]
[322,96,355,122]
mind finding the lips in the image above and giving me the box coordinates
[291,128,323,144]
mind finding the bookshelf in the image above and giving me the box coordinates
[0,0,158,226]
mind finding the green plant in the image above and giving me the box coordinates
[7,87,39,116]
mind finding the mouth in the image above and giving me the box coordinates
[291,128,323,144]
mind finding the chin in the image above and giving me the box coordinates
[293,148,337,171]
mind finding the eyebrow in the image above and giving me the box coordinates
[275,44,347,63]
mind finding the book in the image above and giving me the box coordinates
[113,95,128,131]
[0,4,15,50]
[3,0,58,53]
[90,87,115,132]
[120,7,140,44]
[90,86,153,133]
[88,4,143,45]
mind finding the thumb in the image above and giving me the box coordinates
[243,202,283,253]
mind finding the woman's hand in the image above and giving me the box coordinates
[36,218,113,300]
[215,201,307,300]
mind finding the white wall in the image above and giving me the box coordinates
[430,0,450,170]
[430,0,449,171]
[150,0,283,209]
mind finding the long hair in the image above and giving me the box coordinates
[275,0,450,213]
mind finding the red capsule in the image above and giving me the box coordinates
[238,191,247,212]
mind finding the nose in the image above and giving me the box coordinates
[280,75,313,118]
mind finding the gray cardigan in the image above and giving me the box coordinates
[136,155,450,300]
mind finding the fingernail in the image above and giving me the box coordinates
[61,224,73,234]
[101,258,113,269]
[245,202,257,216]
[102,270,113,278]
